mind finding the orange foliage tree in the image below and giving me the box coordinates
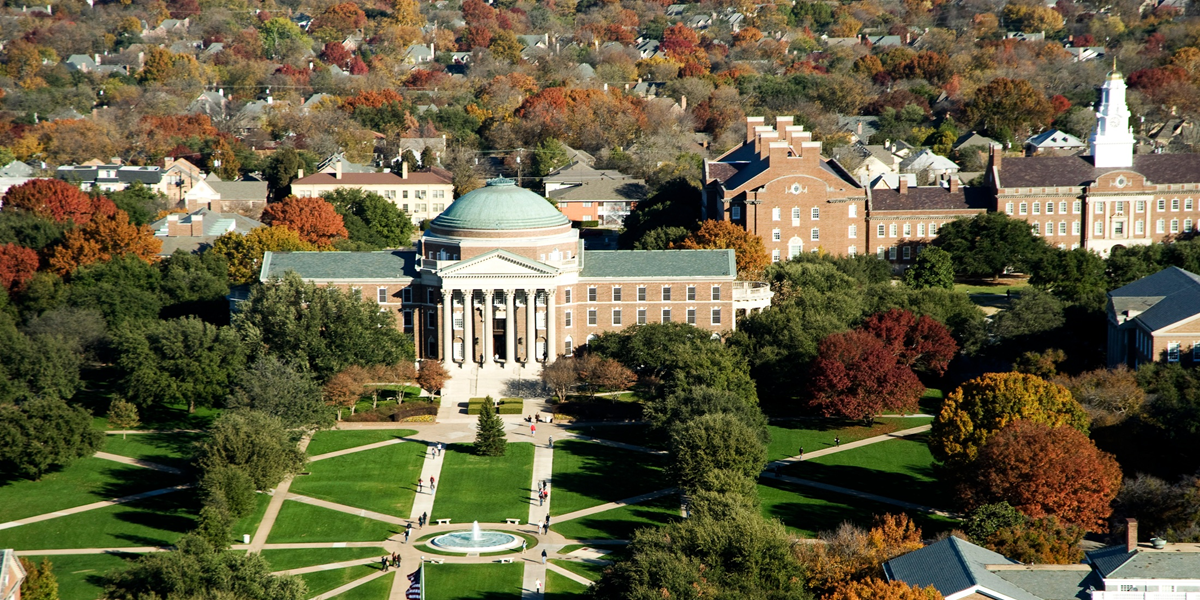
[312,2,366,36]
[46,209,162,275]
[0,243,39,292]
[3,178,115,224]
[514,87,647,151]
[957,420,1122,530]
[261,196,348,245]
[325,365,369,418]
[796,513,926,596]
[416,359,450,396]
[825,578,943,600]
[673,219,769,275]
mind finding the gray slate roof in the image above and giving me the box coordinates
[991,569,1100,600]
[207,180,268,201]
[884,536,1041,600]
[998,154,1200,187]
[547,179,648,202]
[580,249,735,279]
[261,251,419,281]
[1095,550,1200,579]
[1107,266,1200,331]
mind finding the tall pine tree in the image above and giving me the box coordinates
[474,396,506,456]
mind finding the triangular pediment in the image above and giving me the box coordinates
[438,249,558,277]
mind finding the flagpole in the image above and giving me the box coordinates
[420,561,425,600]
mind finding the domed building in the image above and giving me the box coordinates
[260,178,772,384]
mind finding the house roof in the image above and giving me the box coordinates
[954,132,1000,150]
[547,179,648,202]
[1086,544,1200,579]
[901,149,960,173]
[871,185,991,212]
[292,171,451,187]
[1027,129,1085,148]
[56,165,164,185]
[998,154,1200,187]
[149,208,262,237]
[990,569,1101,600]
[261,250,420,281]
[1107,267,1200,331]
[580,249,735,279]
[207,180,268,201]
[884,537,1041,600]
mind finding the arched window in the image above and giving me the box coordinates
[787,236,803,259]
[564,336,574,356]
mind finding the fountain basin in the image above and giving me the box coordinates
[429,530,522,553]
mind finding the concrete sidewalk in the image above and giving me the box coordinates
[410,443,444,522]
[248,433,312,553]
[765,424,932,470]
[546,561,596,586]
[0,484,193,531]
[288,494,409,525]
[521,558,548,599]
[529,439,554,526]
[553,488,677,524]
[312,568,391,600]
[94,452,183,474]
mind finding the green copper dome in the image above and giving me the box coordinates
[432,178,569,231]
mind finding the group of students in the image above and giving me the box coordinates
[380,552,401,571]
[417,476,436,493]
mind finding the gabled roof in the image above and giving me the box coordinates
[884,536,1041,600]
[580,249,735,279]
[871,185,991,212]
[547,179,648,202]
[997,154,1200,187]
[261,250,419,281]
[438,248,560,277]
[207,180,268,201]
[1107,266,1200,331]
[1085,545,1138,578]
[954,132,1000,150]
[901,149,960,173]
[1027,129,1085,149]
[1085,546,1200,579]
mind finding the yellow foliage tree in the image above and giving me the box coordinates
[391,0,424,27]
[47,209,162,275]
[210,225,317,285]
[825,578,943,600]
[930,372,1090,467]
[796,514,926,597]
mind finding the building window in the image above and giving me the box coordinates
[811,228,820,241]
[1115,221,1124,236]
[1095,202,1104,214]
[877,246,885,259]
[415,190,427,199]
[637,308,647,324]
[454,313,463,330]
[1033,202,1041,215]
[1158,219,1166,233]
[1137,200,1146,212]
[564,288,572,304]
[1187,198,1195,210]
[731,206,741,220]
[902,246,911,260]
[587,309,597,326]
[402,310,413,329]
[849,204,857,217]
[849,225,857,238]
[1033,222,1041,235]
[1059,221,1067,235]
[427,311,436,329]
[711,308,721,325]
[1019,202,1028,215]
[565,338,573,355]
[1005,202,1014,214]
[811,207,820,220]
[377,287,388,303]
[772,248,781,262]
[1186,218,1194,232]
[848,245,857,256]
[687,286,696,301]
[1194,341,1200,361]
[402,288,412,303]
[772,207,781,221]
[792,207,800,224]
[1136,219,1145,234]
[1060,201,1068,213]
[1173,198,1181,211]
[588,287,597,302]
[877,224,886,237]
[711,285,721,300]
[903,223,911,237]
[1046,221,1054,235]
[930,223,939,235]
[662,286,672,301]
[1169,342,1181,362]
[1073,200,1082,213]
[1159,199,1167,211]
[1172,219,1180,233]
[612,287,622,302]
[1114,201,1124,214]
[564,310,572,326]
[1094,221,1103,236]
[582,201,592,207]
[612,309,622,325]
[917,223,925,237]
[772,228,781,241]
[889,224,898,237]
[1046,202,1055,214]
[888,246,897,260]
[637,286,646,301]
[687,308,696,324]
[662,308,671,323]
[1073,221,1081,234]
[433,190,445,199]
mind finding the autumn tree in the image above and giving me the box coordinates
[541,358,578,401]
[674,219,769,275]
[261,196,348,245]
[984,515,1085,564]
[861,309,958,376]
[47,209,162,276]
[1056,367,1146,422]
[825,578,943,600]
[391,0,423,26]
[312,2,366,37]
[795,514,925,597]
[3,178,112,225]
[107,399,140,439]
[210,226,317,285]
[964,78,1055,142]
[808,329,924,422]
[205,137,242,181]
[19,558,58,600]
[592,358,636,396]
[957,420,1122,529]
[416,359,449,396]
[0,243,38,292]
[325,365,368,418]
[930,372,1089,467]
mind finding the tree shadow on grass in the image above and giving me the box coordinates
[82,552,140,590]
[111,491,200,547]
[759,478,957,537]
[780,444,946,510]
[556,495,680,540]
[109,432,204,470]
[550,441,667,509]
[96,463,189,500]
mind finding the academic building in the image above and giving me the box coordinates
[705,70,1200,265]
[260,179,773,373]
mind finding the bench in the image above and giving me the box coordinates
[436,518,452,525]
[505,518,521,525]
[498,558,513,564]
[423,557,444,564]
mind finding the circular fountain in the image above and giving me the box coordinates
[429,521,522,553]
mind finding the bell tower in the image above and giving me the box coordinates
[1089,63,1136,168]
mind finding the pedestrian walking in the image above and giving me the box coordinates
[531,423,537,436]
[404,529,410,543]
[541,550,547,565]
[430,476,436,491]
[538,481,544,492]
[381,556,389,572]
[522,540,528,554]
[535,579,543,595]
[421,511,428,528]
[417,478,423,493]
[548,436,554,448]
[542,479,548,490]
[798,447,803,459]
[834,436,840,447]
[539,490,544,506]
[395,554,402,568]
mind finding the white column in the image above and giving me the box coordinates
[546,288,557,362]
[463,289,474,365]
[525,288,536,363]
[482,289,494,365]
[505,289,516,365]
[441,288,452,363]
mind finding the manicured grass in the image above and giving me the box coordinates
[230,492,272,544]
[757,478,958,537]
[300,564,382,596]
[552,494,680,540]
[1,489,199,550]
[434,443,535,523]
[780,434,945,508]
[467,398,523,415]
[567,424,659,449]
[549,559,607,582]
[262,547,387,572]
[24,553,138,600]
[307,430,418,457]
[329,571,394,600]
[292,442,425,517]
[765,417,934,462]
[103,432,202,471]
[546,570,590,598]
[425,563,523,600]
[0,457,185,523]
[549,440,668,516]
[267,501,399,544]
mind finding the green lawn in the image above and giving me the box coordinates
[547,570,590,598]
[552,494,680,540]
[0,490,199,550]
[262,547,387,572]
[300,564,382,596]
[266,501,399,544]
[550,440,668,517]
[306,430,418,457]
[780,434,945,508]
[102,432,202,471]
[0,457,185,523]
[566,424,659,449]
[434,443,535,523]
[765,417,934,462]
[758,478,959,537]
[425,563,523,600]
[23,553,138,600]
[292,442,425,517]
[329,571,394,600]
[549,559,606,582]
[230,492,272,544]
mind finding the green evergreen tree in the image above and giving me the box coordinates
[474,396,506,456]
[904,246,955,290]
[531,138,569,177]
[19,557,58,600]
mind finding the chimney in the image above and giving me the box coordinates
[335,160,342,180]
[190,213,205,236]
[94,53,100,64]
[990,144,1002,171]
[899,178,908,194]
[167,213,183,236]
[401,161,408,179]
[949,177,959,193]
[746,116,765,143]
[297,168,304,179]
[1127,518,1138,552]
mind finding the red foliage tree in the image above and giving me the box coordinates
[461,25,493,50]
[460,0,497,29]
[2,179,115,225]
[957,420,1122,530]
[861,309,958,376]
[1128,66,1188,92]
[1050,94,1072,115]
[260,196,348,245]
[46,209,162,275]
[0,243,38,292]
[276,64,311,86]
[405,68,448,88]
[809,329,924,422]
[321,41,352,65]
[342,89,405,111]
[348,56,369,75]
[1071,34,1095,47]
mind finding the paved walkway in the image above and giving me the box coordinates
[309,438,407,462]
[545,561,595,586]
[521,558,548,599]
[410,443,445,521]
[288,494,409,525]
[558,433,664,455]
[765,473,957,517]
[765,424,932,470]
[0,484,193,531]
[529,439,554,525]
[273,556,382,576]
[312,567,392,600]
[553,488,677,524]
[94,452,183,474]
[248,433,312,553]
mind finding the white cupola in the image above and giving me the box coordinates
[1089,64,1136,168]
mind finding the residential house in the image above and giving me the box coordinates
[953,131,1001,154]
[1,549,26,600]
[665,4,688,17]
[830,143,900,183]
[1005,31,1046,41]
[150,207,264,254]
[838,115,880,144]
[1146,118,1193,150]
[0,160,34,178]
[301,93,336,113]
[1107,266,1200,367]
[1067,46,1106,62]
[143,18,189,40]
[188,90,228,120]
[183,176,269,214]
[290,162,454,225]
[163,157,204,198]
[56,164,170,194]
[318,153,374,175]
[376,137,448,168]
[230,96,275,135]
[1026,129,1087,156]
[544,161,648,226]
[900,149,960,180]
[635,39,661,59]
[404,43,435,64]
